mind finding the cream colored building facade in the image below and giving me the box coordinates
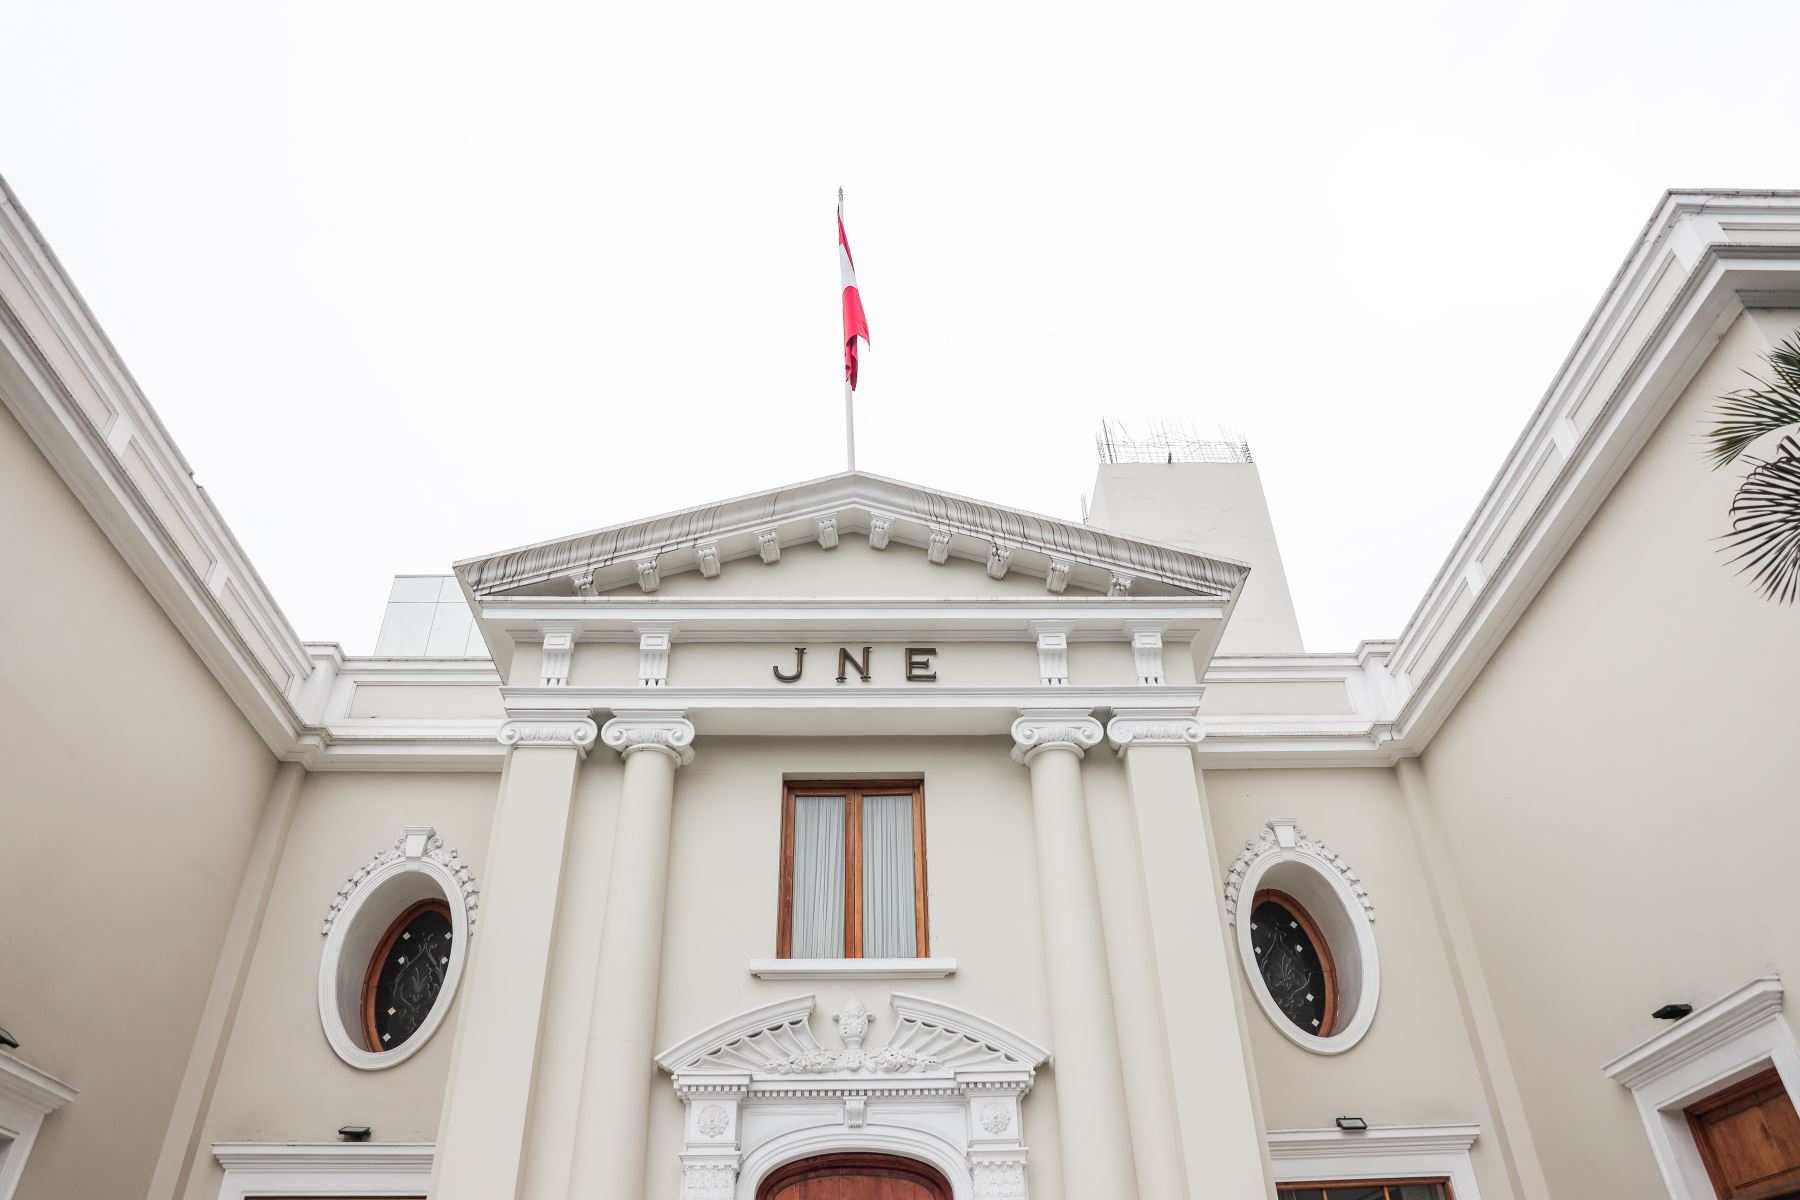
[4,182,1800,1200]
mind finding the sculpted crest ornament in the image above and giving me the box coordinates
[322,827,479,936]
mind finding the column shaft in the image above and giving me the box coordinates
[1089,771,1191,1200]
[1114,732,1273,1199]
[434,725,593,1200]
[1014,714,1140,1199]
[568,714,692,1199]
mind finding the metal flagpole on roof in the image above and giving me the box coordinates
[841,187,856,472]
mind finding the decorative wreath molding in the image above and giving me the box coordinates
[317,825,477,1070]
[1226,817,1381,1056]
[1224,817,1373,923]
[323,826,479,935]
[657,993,1049,1198]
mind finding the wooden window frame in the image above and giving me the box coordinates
[1275,1179,1454,1199]
[360,897,452,1053]
[1253,887,1340,1038]
[777,780,928,959]
[1685,1066,1800,1200]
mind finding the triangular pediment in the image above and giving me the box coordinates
[455,470,1247,602]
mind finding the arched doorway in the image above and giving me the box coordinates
[756,1153,953,1200]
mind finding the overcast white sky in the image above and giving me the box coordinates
[3,1,1796,652]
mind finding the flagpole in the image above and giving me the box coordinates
[845,376,856,472]
[840,186,856,472]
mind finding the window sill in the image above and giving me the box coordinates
[748,957,958,980]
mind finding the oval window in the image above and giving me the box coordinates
[361,899,453,1053]
[1249,890,1337,1037]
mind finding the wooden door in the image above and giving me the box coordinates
[757,1153,953,1200]
[1688,1069,1800,1200]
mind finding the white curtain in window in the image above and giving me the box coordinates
[791,795,845,958]
[861,794,917,958]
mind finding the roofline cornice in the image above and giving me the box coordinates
[452,470,1250,601]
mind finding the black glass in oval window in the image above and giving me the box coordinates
[366,903,453,1051]
[1250,897,1330,1035]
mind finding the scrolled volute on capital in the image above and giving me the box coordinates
[497,716,599,755]
[1105,710,1204,752]
[1009,711,1105,764]
[600,711,696,765]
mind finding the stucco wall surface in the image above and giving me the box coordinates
[1418,310,1800,1198]
[1204,766,1515,1197]
[0,404,278,1200]
[178,771,497,1200]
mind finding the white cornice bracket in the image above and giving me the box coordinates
[868,514,893,549]
[539,624,576,688]
[927,529,952,565]
[1045,560,1072,594]
[635,557,661,593]
[696,542,720,578]
[637,624,674,688]
[1032,621,1071,687]
[757,530,781,564]
[986,543,1012,580]
[1109,572,1135,597]
[817,516,839,550]
[1126,621,1166,685]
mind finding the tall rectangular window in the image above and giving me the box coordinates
[779,781,927,959]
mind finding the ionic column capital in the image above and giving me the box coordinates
[1010,709,1103,765]
[498,713,599,757]
[601,710,696,766]
[1105,707,1204,754]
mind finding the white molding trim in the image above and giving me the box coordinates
[0,1053,77,1200]
[748,957,958,980]
[1267,1125,1481,1197]
[317,827,475,1070]
[210,1142,432,1199]
[657,993,1047,1200]
[1602,975,1796,1200]
[1227,817,1380,1054]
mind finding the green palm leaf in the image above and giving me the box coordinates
[1723,436,1800,603]
[1703,335,1800,468]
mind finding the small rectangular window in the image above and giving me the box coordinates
[1275,1184,1451,1200]
[779,781,927,959]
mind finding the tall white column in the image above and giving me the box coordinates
[1010,710,1140,1200]
[434,713,597,1200]
[567,710,695,1200]
[1107,708,1274,1200]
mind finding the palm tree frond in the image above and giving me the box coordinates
[1723,436,1800,603]
[1704,365,1800,471]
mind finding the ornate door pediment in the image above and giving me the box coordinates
[656,992,1048,1199]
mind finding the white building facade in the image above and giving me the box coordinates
[5,183,1800,1200]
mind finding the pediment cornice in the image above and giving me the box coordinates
[453,471,1249,602]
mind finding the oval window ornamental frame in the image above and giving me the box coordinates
[1225,817,1378,1055]
[318,825,478,1070]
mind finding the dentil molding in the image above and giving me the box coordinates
[601,710,696,765]
[497,714,599,756]
[1009,710,1104,764]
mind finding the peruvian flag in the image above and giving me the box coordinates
[839,199,870,390]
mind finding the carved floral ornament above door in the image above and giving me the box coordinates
[655,993,1048,1199]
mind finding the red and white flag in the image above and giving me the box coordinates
[839,198,870,390]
